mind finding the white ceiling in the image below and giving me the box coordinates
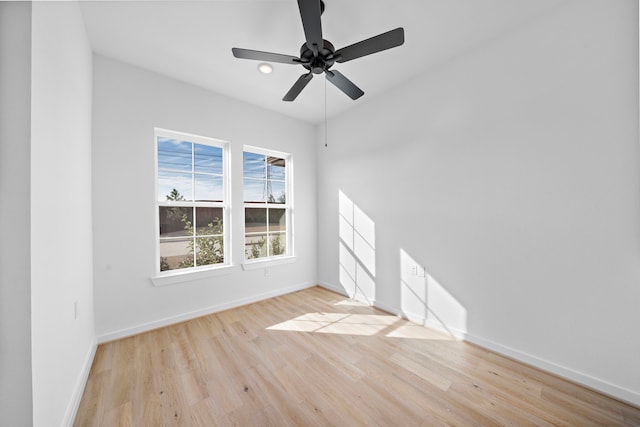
[80,0,567,124]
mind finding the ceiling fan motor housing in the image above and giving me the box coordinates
[300,40,336,74]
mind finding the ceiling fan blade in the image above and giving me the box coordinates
[283,72,314,102]
[335,27,404,63]
[297,0,323,54]
[325,69,364,100]
[232,48,300,64]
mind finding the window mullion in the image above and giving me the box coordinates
[192,206,197,267]
[266,205,270,257]
[191,141,195,203]
[191,143,196,268]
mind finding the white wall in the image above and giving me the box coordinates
[318,0,640,405]
[0,3,33,425]
[31,2,96,426]
[92,56,317,339]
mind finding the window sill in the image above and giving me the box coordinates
[152,264,237,287]
[241,255,297,271]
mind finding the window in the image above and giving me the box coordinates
[155,129,228,273]
[243,147,291,261]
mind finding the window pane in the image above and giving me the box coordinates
[245,233,267,259]
[157,131,229,273]
[268,180,286,204]
[195,207,223,236]
[159,207,193,237]
[245,208,266,233]
[267,156,286,180]
[269,208,286,232]
[160,238,193,270]
[243,151,265,178]
[158,138,192,172]
[244,178,266,203]
[242,149,290,261]
[158,171,192,202]
[195,174,223,202]
[195,236,224,266]
[269,233,286,256]
[194,143,223,175]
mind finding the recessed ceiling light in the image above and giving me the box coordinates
[258,63,273,74]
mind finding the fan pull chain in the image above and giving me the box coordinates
[324,76,328,148]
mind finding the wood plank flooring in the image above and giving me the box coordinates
[74,286,640,426]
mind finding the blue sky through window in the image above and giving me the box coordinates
[157,137,223,202]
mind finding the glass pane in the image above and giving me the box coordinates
[269,208,286,232]
[244,178,266,203]
[195,174,223,202]
[267,156,286,180]
[243,151,265,178]
[245,208,266,233]
[269,233,286,256]
[268,180,286,204]
[158,171,192,202]
[195,236,224,266]
[160,238,193,270]
[159,207,193,237]
[195,207,223,236]
[158,138,192,172]
[194,143,223,175]
[245,233,267,259]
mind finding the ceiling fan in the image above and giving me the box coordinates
[232,0,405,102]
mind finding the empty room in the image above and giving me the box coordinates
[1,0,640,425]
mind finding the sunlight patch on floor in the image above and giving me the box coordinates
[333,299,368,308]
[267,312,396,336]
[385,323,454,341]
[267,310,455,340]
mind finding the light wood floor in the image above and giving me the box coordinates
[75,286,640,426]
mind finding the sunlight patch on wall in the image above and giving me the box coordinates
[338,190,376,303]
[400,249,467,338]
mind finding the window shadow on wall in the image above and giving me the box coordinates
[337,190,376,304]
[400,249,467,338]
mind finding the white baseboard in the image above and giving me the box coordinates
[63,339,97,427]
[462,333,640,407]
[370,299,404,316]
[317,281,350,297]
[372,300,467,340]
[97,281,317,344]
[321,281,640,408]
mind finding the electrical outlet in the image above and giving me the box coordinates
[411,264,427,277]
[417,265,426,278]
[264,268,271,277]
[74,300,79,320]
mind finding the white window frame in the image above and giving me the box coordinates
[153,128,231,282]
[242,145,294,266]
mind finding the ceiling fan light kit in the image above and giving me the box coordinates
[232,0,405,102]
